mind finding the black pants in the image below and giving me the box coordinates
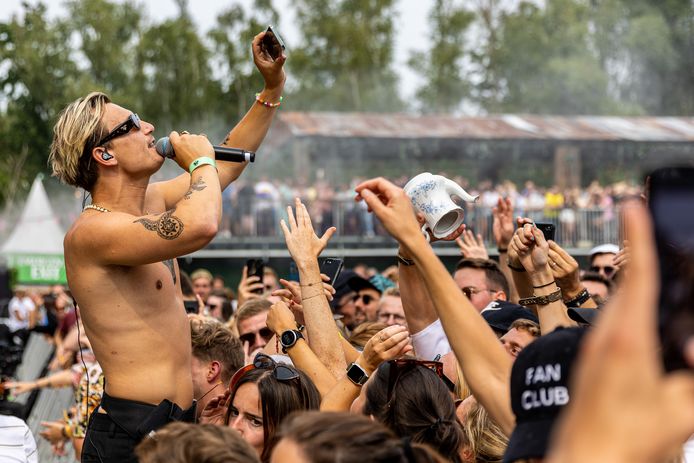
[81,392,196,463]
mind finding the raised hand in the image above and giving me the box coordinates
[492,197,515,249]
[280,198,335,268]
[547,202,694,463]
[547,240,582,297]
[511,222,550,275]
[354,178,421,246]
[251,31,286,91]
[358,325,413,373]
[455,229,489,259]
[266,301,298,336]
[237,265,264,307]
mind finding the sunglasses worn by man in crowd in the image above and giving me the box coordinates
[98,113,141,146]
[590,265,616,277]
[239,327,274,346]
[384,359,456,406]
[353,294,374,305]
[461,286,497,299]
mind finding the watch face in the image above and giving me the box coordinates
[281,330,297,347]
[347,363,367,385]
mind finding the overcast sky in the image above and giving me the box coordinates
[1,0,433,98]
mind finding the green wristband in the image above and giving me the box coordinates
[188,156,217,173]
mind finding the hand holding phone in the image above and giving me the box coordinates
[319,258,344,286]
[535,222,556,242]
[246,259,265,295]
[261,26,286,61]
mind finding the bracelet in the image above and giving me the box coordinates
[302,292,324,301]
[497,248,508,253]
[300,281,322,288]
[397,253,415,266]
[508,262,525,272]
[519,289,562,307]
[565,288,591,308]
[533,280,556,289]
[255,93,283,108]
[188,156,217,174]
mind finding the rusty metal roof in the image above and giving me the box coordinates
[275,112,694,142]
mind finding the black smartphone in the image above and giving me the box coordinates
[648,166,694,371]
[246,259,265,294]
[319,257,344,286]
[261,25,286,60]
[535,222,556,242]
[183,300,199,314]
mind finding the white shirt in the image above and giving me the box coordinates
[410,319,451,360]
[7,297,35,332]
[0,415,38,463]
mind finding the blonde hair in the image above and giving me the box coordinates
[49,92,111,191]
[348,321,388,349]
[461,401,508,463]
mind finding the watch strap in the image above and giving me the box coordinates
[346,362,369,386]
[519,288,563,307]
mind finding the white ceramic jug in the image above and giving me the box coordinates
[403,173,478,240]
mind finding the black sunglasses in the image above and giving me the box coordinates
[97,113,141,147]
[590,265,616,276]
[238,327,274,346]
[352,294,375,305]
[228,353,299,394]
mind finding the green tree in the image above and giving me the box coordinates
[408,0,474,113]
[131,0,219,131]
[0,3,87,208]
[207,0,279,125]
[288,0,403,112]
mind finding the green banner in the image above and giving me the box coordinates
[7,254,67,285]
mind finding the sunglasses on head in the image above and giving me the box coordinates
[352,294,375,305]
[590,265,616,276]
[228,353,299,393]
[97,113,141,147]
[238,327,274,346]
[384,359,455,405]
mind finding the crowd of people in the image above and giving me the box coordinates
[0,29,692,463]
[219,177,638,247]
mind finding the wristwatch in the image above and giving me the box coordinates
[346,362,369,386]
[279,329,304,353]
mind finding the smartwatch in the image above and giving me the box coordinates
[280,329,304,353]
[346,362,369,386]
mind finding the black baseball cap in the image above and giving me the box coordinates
[481,300,539,335]
[504,327,588,463]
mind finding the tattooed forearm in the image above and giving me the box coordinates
[134,208,184,240]
[183,177,207,200]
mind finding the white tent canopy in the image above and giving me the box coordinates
[1,175,65,255]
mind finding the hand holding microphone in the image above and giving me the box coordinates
[156,135,255,166]
[163,132,216,172]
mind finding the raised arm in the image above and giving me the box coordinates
[280,198,346,378]
[71,133,221,266]
[493,197,520,302]
[266,301,336,397]
[355,178,515,435]
[511,224,577,334]
[149,30,286,209]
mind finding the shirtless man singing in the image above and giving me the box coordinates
[48,33,285,463]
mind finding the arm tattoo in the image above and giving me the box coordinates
[162,259,177,284]
[184,177,207,200]
[134,207,184,240]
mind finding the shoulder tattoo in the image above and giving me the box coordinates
[134,208,184,240]
[184,177,207,200]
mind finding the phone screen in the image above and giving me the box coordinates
[535,223,556,242]
[649,167,694,371]
[319,258,344,286]
[246,259,265,294]
[183,300,199,314]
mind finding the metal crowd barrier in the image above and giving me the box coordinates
[219,200,621,248]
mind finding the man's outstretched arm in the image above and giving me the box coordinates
[150,31,286,211]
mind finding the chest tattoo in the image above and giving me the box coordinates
[162,259,176,284]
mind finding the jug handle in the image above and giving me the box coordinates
[421,223,431,243]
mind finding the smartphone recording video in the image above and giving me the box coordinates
[246,259,265,295]
[319,258,344,286]
[535,222,556,242]
[261,26,286,61]
[648,166,694,371]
